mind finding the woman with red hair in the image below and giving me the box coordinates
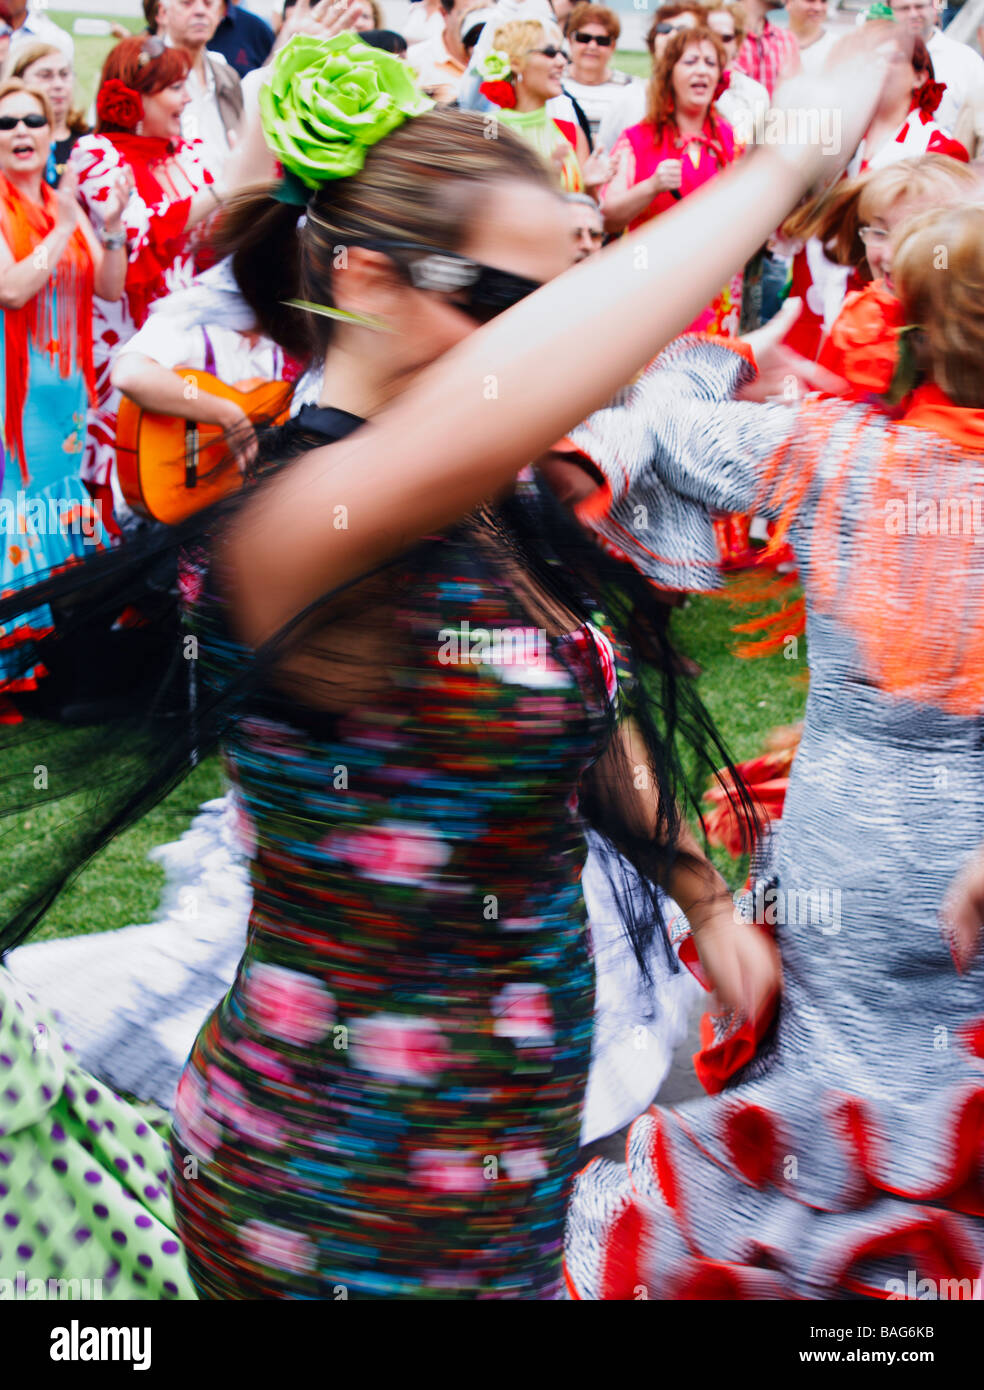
[602,26,742,337]
[69,36,224,531]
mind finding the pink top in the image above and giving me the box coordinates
[608,115,738,233]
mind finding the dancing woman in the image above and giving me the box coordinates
[0,28,892,1299]
[562,199,984,1298]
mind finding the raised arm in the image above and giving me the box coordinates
[224,29,899,650]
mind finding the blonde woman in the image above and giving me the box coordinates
[9,41,88,182]
[479,19,610,196]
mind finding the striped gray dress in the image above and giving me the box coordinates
[564,336,984,1300]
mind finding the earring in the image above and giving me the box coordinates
[136,120,144,135]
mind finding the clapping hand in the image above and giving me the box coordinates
[275,0,367,49]
[581,147,612,192]
[100,167,134,232]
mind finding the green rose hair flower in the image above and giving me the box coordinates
[480,50,512,82]
[863,3,896,20]
[259,32,434,190]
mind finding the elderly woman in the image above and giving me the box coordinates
[0,79,125,714]
[479,18,610,196]
[602,24,742,335]
[560,2,633,147]
[9,42,90,184]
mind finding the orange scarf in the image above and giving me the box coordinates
[0,173,96,485]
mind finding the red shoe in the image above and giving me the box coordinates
[0,694,24,724]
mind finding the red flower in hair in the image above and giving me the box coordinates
[479,80,517,110]
[911,77,946,121]
[96,78,144,131]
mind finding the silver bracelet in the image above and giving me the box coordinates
[99,227,127,251]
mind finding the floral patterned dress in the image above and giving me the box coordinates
[169,409,620,1299]
[70,134,215,497]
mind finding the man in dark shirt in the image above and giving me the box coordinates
[207,0,274,77]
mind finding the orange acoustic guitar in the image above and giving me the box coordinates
[116,368,293,526]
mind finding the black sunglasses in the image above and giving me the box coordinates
[351,238,542,324]
[531,44,566,59]
[0,113,48,131]
[572,31,613,46]
[716,29,737,41]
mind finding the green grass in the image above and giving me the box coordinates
[10,745,225,944]
[672,586,808,891]
[614,50,652,80]
[49,10,145,108]
[20,583,805,946]
[21,23,796,938]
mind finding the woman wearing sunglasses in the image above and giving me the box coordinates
[0,24,896,1301]
[0,78,126,718]
[560,3,632,148]
[480,19,610,195]
[69,36,227,534]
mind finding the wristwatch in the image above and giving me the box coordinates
[99,226,127,250]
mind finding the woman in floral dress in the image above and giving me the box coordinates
[0,26,893,1299]
[161,32,890,1298]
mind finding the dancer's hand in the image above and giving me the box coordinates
[767,19,903,186]
[941,844,984,973]
[738,298,848,403]
[690,897,782,1021]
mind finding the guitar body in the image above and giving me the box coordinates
[116,369,293,526]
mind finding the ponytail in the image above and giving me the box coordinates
[211,189,313,364]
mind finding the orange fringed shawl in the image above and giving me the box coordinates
[757,390,984,717]
[0,173,96,485]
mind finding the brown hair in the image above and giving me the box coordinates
[565,3,620,40]
[212,107,558,363]
[0,78,55,131]
[95,35,192,134]
[781,155,979,275]
[708,1,747,43]
[894,203,984,407]
[9,43,89,136]
[645,25,726,131]
[645,4,706,54]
